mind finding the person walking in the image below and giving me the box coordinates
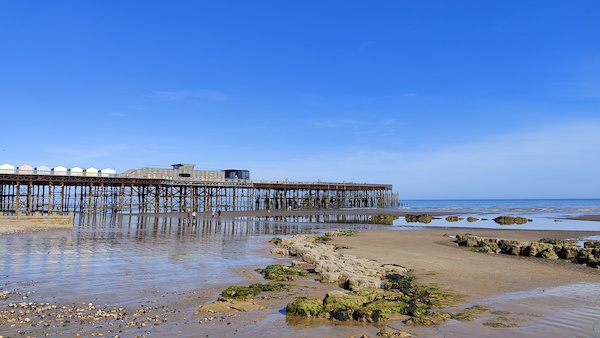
[217,209,221,217]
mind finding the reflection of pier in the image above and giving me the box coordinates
[74,213,395,241]
[0,174,397,215]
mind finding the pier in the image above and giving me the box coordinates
[0,166,397,215]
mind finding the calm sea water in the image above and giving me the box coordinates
[399,199,600,217]
[392,199,600,231]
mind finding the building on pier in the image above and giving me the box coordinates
[120,163,224,181]
[0,163,399,215]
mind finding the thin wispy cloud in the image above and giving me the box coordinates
[153,90,227,102]
[307,118,368,129]
[247,119,600,199]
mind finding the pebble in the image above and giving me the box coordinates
[1,288,178,336]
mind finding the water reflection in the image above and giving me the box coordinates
[1,213,401,308]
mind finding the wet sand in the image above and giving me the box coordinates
[212,226,600,338]
[0,215,73,234]
[2,210,600,337]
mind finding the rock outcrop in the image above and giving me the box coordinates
[272,234,408,290]
[493,216,531,225]
[456,234,600,267]
[405,214,433,223]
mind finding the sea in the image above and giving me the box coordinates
[392,198,600,232]
[1,199,600,336]
[399,198,600,217]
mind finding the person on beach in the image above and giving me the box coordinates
[217,209,221,217]
[212,210,215,218]
[192,211,196,221]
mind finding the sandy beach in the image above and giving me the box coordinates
[0,214,74,235]
[1,210,600,337]
[215,226,600,337]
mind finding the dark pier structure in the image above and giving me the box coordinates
[0,164,398,215]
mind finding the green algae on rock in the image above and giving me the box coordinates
[445,216,462,222]
[221,283,289,299]
[370,214,399,225]
[405,214,434,224]
[456,234,600,268]
[256,264,311,281]
[286,273,463,325]
[493,216,531,225]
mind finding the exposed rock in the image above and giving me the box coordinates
[405,214,433,224]
[271,233,408,288]
[377,328,418,337]
[196,298,265,314]
[279,235,461,326]
[456,234,600,267]
[584,241,600,249]
[345,276,383,291]
[493,216,530,225]
[286,297,325,317]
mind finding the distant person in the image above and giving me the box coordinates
[218,209,221,217]
[192,211,196,220]
[212,210,215,218]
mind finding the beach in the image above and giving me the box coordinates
[1,210,600,337]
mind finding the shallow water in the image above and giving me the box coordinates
[426,283,600,338]
[393,214,600,231]
[399,199,600,218]
[4,214,378,300]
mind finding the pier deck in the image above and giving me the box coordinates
[0,174,397,214]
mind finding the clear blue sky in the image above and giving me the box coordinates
[1,1,599,199]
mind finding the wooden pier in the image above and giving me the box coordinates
[0,174,398,215]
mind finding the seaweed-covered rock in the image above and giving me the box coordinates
[539,249,559,260]
[493,216,529,225]
[467,217,479,222]
[515,217,530,224]
[584,241,600,249]
[221,283,288,299]
[497,239,523,255]
[555,245,579,260]
[405,214,433,224]
[473,240,500,254]
[286,297,326,318]
[576,248,600,267]
[540,238,577,246]
[455,234,479,247]
[377,328,418,337]
[445,215,460,222]
[522,242,554,257]
[323,290,374,319]
[371,214,399,225]
[256,264,310,281]
[405,311,452,325]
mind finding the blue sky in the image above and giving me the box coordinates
[1,1,599,199]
